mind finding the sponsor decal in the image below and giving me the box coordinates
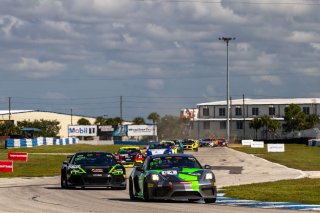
[8,152,28,161]
[68,125,97,136]
[162,170,178,175]
[0,161,13,173]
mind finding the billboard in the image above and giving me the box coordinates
[127,125,157,136]
[180,108,198,119]
[97,125,114,137]
[113,125,127,137]
[68,125,97,137]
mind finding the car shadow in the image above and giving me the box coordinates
[107,198,198,204]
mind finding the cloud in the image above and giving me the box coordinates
[14,57,66,78]
[147,79,164,90]
[44,92,68,100]
[251,75,282,86]
[0,15,23,38]
[289,31,319,43]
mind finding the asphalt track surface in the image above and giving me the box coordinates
[0,147,309,213]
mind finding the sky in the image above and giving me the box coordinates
[0,0,319,121]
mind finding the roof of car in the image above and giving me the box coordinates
[74,151,113,155]
[148,153,195,159]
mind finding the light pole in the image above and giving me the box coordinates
[219,37,235,143]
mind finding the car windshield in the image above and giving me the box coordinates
[73,153,116,166]
[148,144,170,149]
[148,156,201,170]
[119,148,139,155]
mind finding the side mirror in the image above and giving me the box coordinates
[63,161,69,165]
[204,164,212,169]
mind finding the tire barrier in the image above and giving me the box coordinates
[5,137,79,149]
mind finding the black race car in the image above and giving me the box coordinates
[129,154,217,203]
[61,152,126,189]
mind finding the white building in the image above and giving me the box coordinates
[193,98,320,141]
[0,110,96,137]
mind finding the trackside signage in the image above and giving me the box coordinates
[251,141,264,148]
[0,161,13,172]
[8,152,28,161]
[267,144,285,152]
[241,140,253,146]
[127,125,157,136]
[68,125,97,137]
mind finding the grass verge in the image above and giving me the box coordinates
[0,144,140,177]
[230,144,320,171]
[222,178,320,205]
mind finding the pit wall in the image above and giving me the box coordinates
[5,137,79,149]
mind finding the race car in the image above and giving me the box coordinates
[160,140,183,154]
[212,138,228,147]
[146,143,174,156]
[61,152,126,189]
[114,146,144,167]
[181,139,199,152]
[129,154,217,203]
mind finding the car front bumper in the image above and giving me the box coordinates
[67,173,126,187]
[147,181,217,200]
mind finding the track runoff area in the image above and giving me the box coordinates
[217,193,320,211]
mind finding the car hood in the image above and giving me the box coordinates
[148,168,205,182]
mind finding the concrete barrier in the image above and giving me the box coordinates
[5,137,79,149]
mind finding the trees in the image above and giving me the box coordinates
[249,117,262,140]
[147,112,160,125]
[305,114,320,129]
[77,118,91,125]
[132,117,145,125]
[0,122,19,136]
[17,119,61,137]
[94,116,107,125]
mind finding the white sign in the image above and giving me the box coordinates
[242,139,253,146]
[127,125,157,136]
[267,144,285,152]
[68,125,97,136]
[251,141,264,148]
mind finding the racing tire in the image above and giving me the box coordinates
[60,173,68,189]
[143,180,151,202]
[204,198,216,203]
[129,179,138,200]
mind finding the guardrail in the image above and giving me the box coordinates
[5,137,79,149]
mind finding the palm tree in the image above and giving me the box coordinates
[77,118,91,125]
[267,119,281,139]
[132,117,145,125]
[260,115,271,139]
[147,112,160,142]
[94,116,107,125]
[249,117,262,140]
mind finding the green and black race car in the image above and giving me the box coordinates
[129,154,217,203]
[61,152,126,189]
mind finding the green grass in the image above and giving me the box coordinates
[222,178,320,205]
[231,144,320,171]
[0,144,140,177]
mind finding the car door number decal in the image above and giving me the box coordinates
[162,170,177,175]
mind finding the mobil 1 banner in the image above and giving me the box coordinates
[97,125,114,136]
[127,125,157,136]
[68,125,97,137]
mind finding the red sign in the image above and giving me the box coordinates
[8,152,28,161]
[0,161,13,173]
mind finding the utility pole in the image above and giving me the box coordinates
[70,109,73,125]
[120,96,123,125]
[243,94,246,139]
[219,37,235,143]
[8,97,11,121]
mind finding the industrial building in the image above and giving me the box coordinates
[0,110,96,137]
[190,98,320,141]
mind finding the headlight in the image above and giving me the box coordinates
[151,174,159,181]
[205,173,213,180]
[69,165,80,169]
